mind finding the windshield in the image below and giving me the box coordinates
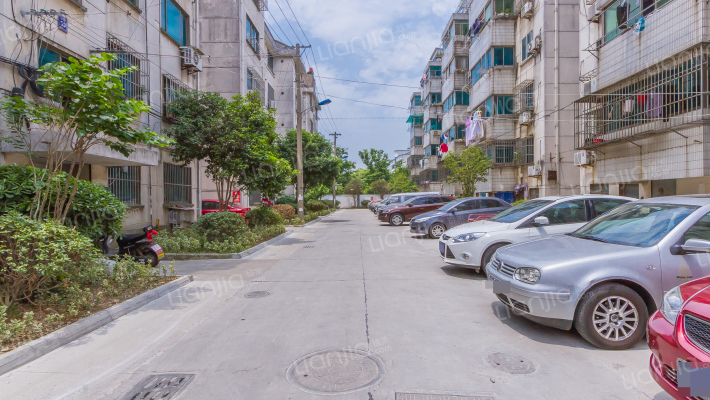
[439,198,468,211]
[489,200,554,223]
[385,196,400,204]
[571,203,698,247]
[399,196,421,206]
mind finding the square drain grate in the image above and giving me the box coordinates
[119,374,194,400]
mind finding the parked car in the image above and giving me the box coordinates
[440,195,632,271]
[648,276,710,400]
[379,195,455,226]
[369,199,384,211]
[373,192,439,215]
[201,199,250,217]
[410,197,510,239]
[486,196,710,350]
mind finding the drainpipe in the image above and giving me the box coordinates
[554,0,561,195]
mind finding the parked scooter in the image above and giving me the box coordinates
[97,225,165,268]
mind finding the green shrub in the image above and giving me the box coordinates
[192,212,245,242]
[361,200,371,207]
[322,200,340,209]
[511,199,527,206]
[153,225,286,254]
[305,200,326,212]
[275,195,296,205]
[0,165,126,239]
[0,212,106,307]
[246,206,283,226]
[273,204,295,219]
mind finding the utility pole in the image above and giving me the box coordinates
[294,43,311,220]
[329,132,342,209]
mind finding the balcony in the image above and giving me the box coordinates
[443,35,470,69]
[409,145,425,156]
[468,67,516,112]
[409,105,424,115]
[469,19,515,65]
[422,76,442,99]
[251,0,267,11]
[423,130,441,148]
[442,71,468,101]
[423,155,441,170]
[408,124,424,139]
[441,105,468,133]
[479,137,534,167]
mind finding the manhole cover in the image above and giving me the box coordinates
[119,374,194,400]
[486,352,536,374]
[244,291,270,298]
[287,349,384,394]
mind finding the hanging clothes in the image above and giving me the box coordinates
[616,2,629,27]
[624,99,634,114]
[663,84,677,122]
[638,94,647,106]
[633,16,646,35]
[468,113,484,146]
[470,19,483,36]
[647,91,662,118]
[440,143,449,154]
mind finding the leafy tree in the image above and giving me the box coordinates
[277,130,341,194]
[305,184,331,202]
[165,91,295,210]
[369,179,390,198]
[387,160,418,193]
[358,149,391,185]
[443,145,492,196]
[0,53,170,223]
[345,178,364,206]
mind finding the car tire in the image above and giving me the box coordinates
[428,222,446,239]
[389,213,405,226]
[480,243,508,276]
[574,283,648,350]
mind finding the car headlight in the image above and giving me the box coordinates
[415,216,433,222]
[514,268,541,284]
[452,233,485,242]
[661,286,684,325]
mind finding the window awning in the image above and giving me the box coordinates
[406,114,424,123]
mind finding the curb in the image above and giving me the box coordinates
[0,275,194,377]
[163,230,293,261]
[285,209,340,228]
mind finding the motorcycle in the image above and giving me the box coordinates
[97,225,165,268]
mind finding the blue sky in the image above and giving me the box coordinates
[267,0,460,167]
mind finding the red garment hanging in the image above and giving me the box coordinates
[440,143,449,153]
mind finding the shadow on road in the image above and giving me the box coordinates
[441,265,486,281]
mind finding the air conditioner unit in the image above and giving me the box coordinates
[268,100,276,109]
[528,165,542,176]
[527,37,542,56]
[587,3,601,22]
[582,78,598,96]
[518,110,533,125]
[521,2,534,18]
[180,46,203,72]
[574,151,593,166]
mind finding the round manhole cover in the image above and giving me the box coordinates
[287,349,385,394]
[244,291,270,298]
[486,352,536,374]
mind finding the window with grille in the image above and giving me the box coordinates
[246,17,260,53]
[108,166,141,206]
[107,35,148,101]
[515,80,535,113]
[162,73,190,119]
[164,163,192,204]
[247,67,265,103]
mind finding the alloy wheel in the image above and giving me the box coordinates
[592,296,639,342]
[390,214,403,226]
[430,223,445,238]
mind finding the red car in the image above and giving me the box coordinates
[648,275,710,400]
[378,195,455,226]
[201,200,250,217]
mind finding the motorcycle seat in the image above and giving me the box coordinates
[117,233,146,245]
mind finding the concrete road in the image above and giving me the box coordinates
[0,209,671,400]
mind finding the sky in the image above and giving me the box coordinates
[267,0,461,168]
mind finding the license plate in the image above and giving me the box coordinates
[439,242,445,254]
[151,244,165,259]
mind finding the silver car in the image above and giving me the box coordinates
[486,195,710,350]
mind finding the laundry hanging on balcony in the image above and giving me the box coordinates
[624,99,634,114]
[469,19,483,37]
[633,16,645,35]
[466,112,484,146]
[617,0,629,27]
[647,91,662,118]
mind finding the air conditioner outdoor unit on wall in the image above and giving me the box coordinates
[180,46,203,72]
[521,2,534,18]
[518,111,533,125]
[582,78,598,96]
[574,151,593,166]
[268,100,276,109]
[587,4,601,22]
[528,165,542,176]
[527,37,542,56]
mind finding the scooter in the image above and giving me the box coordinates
[97,225,165,268]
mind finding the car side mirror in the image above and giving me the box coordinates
[407,203,413,207]
[532,216,549,227]
[449,208,458,213]
[680,238,710,253]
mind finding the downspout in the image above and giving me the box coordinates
[554,0,561,195]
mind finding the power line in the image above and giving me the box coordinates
[317,76,419,89]
[322,94,408,109]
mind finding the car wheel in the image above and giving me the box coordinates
[428,222,446,239]
[480,243,508,276]
[389,213,404,226]
[574,283,648,350]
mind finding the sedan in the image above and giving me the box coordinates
[439,195,632,271]
[410,197,510,238]
[487,196,710,350]
[648,276,710,400]
[378,195,455,226]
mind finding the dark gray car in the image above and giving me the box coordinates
[409,197,510,238]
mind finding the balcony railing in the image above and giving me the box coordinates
[105,35,149,102]
[478,137,534,166]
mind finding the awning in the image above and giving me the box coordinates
[406,114,424,123]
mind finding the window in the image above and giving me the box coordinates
[411,197,429,206]
[516,80,535,112]
[246,16,260,53]
[493,47,514,66]
[412,95,422,107]
[38,46,70,68]
[431,170,439,181]
[592,199,629,216]
[164,163,192,204]
[428,66,442,78]
[108,166,141,206]
[521,30,534,60]
[590,183,610,194]
[496,96,514,115]
[268,55,274,73]
[414,136,423,146]
[495,0,514,13]
[455,56,468,70]
[620,183,639,198]
[684,214,710,242]
[443,91,469,113]
[162,0,188,45]
[602,0,672,44]
[431,93,442,104]
[481,199,501,208]
[451,20,469,36]
[202,201,219,210]
[107,36,148,101]
[479,2,492,22]
[163,73,189,118]
[538,200,588,225]
[428,119,442,131]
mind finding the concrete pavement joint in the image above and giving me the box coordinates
[360,228,370,350]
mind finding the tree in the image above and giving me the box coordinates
[443,146,492,196]
[277,130,341,194]
[388,159,418,193]
[358,149,391,185]
[369,179,390,199]
[0,53,170,223]
[344,178,364,206]
[165,91,296,210]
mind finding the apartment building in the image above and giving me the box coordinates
[575,0,710,198]
[0,0,202,232]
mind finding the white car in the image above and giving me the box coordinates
[438,195,633,272]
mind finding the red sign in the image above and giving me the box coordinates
[371,196,373,201]
[232,191,241,203]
